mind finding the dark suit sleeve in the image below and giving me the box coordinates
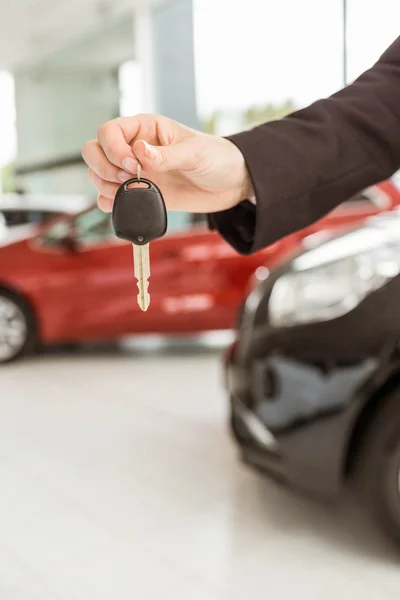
[208,36,400,254]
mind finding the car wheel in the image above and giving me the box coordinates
[0,291,35,364]
[230,406,252,445]
[355,391,400,547]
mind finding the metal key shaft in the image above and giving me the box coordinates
[133,243,151,311]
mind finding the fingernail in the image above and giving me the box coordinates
[117,170,132,182]
[122,157,138,173]
[143,141,154,158]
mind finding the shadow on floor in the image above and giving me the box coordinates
[8,334,400,568]
[235,462,400,566]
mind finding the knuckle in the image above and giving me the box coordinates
[101,164,118,182]
[89,155,117,182]
[157,146,167,164]
[96,122,110,141]
[105,162,120,181]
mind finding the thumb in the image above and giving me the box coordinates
[133,138,197,173]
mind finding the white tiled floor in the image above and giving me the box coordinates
[1,344,400,599]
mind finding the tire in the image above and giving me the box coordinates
[229,406,252,446]
[355,390,400,547]
[0,290,36,364]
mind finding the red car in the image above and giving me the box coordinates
[0,179,399,363]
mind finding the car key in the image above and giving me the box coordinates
[112,170,167,311]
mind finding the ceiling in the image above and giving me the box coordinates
[0,0,167,71]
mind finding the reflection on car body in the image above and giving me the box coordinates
[225,204,400,547]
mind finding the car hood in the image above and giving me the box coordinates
[245,209,400,296]
[292,210,400,272]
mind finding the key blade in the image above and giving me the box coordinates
[133,244,151,311]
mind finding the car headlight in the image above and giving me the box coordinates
[269,222,400,327]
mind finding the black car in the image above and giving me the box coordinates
[225,210,400,546]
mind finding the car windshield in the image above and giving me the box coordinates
[41,205,208,247]
[74,208,114,244]
[391,169,400,190]
[41,207,113,246]
[0,209,59,227]
[332,186,390,213]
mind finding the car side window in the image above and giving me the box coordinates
[338,193,374,210]
[166,211,208,233]
[166,212,191,233]
[333,187,390,213]
[41,208,207,247]
[73,209,207,242]
[332,187,390,215]
[73,208,114,246]
[1,209,29,226]
[40,217,72,245]
[2,209,61,227]
[41,208,113,247]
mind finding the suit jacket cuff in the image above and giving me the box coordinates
[207,200,257,255]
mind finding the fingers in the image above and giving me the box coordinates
[83,116,199,215]
[96,118,140,171]
[97,195,114,213]
[133,137,197,173]
[88,168,119,199]
[82,140,133,182]
[84,144,133,213]
[83,115,194,180]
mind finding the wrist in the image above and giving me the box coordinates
[221,137,256,208]
[229,140,255,205]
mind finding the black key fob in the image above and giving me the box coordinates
[112,177,168,245]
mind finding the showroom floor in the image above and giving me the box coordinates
[1,339,400,599]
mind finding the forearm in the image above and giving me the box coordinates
[210,36,400,254]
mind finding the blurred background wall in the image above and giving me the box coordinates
[0,0,399,196]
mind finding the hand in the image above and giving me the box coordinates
[82,114,253,213]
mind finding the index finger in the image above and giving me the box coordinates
[96,117,142,170]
